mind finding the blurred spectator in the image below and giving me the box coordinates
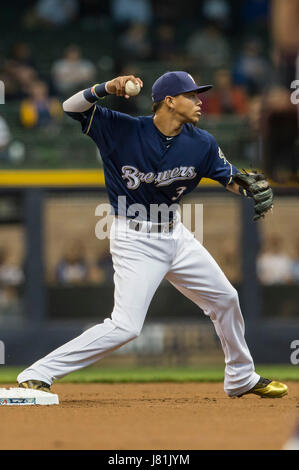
[0,247,24,321]
[203,69,249,116]
[233,38,272,95]
[0,285,24,323]
[34,0,78,27]
[10,42,35,68]
[51,45,96,95]
[202,0,231,30]
[0,247,24,286]
[0,116,11,162]
[153,24,177,62]
[257,236,292,285]
[56,240,89,284]
[112,0,152,26]
[0,62,38,101]
[186,24,230,69]
[20,80,63,129]
[0,61,18,101]
[16,65,39,97]
[120,23,151,60]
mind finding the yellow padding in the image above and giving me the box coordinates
[0,170,106,186]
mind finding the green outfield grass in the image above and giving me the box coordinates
[0,365,297,384]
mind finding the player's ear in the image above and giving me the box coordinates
[165,96,175,110]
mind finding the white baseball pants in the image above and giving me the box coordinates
[18,215,260,396]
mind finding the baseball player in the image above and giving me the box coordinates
[17,71,287,398]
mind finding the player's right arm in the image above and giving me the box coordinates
[62,75,143,113]
[62,75,143,158]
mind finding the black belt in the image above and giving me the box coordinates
[128,219,175,233]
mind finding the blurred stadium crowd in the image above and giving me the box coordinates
[0,0,297,172]
[2,0,275,104]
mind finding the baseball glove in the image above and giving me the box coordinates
[232,170,274,221]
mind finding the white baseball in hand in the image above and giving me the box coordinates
[125,80,141,96]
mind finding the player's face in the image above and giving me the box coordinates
[173,91,202,124]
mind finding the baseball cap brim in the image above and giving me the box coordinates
[195,85,213,93]
[179,84,213,95]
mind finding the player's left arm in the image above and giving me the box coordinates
[228,170,274,221]
[226,179,253,197]
[205,136,273,220]
[226,181,241,195]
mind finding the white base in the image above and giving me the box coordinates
[0,387,59,406]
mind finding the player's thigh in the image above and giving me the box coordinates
[166,228,237,312]
[110,232,171,330]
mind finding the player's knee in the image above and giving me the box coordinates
[219,287,239,309]
[115,327,140,345]
[125,325,141,340]
[227,287,239,305]
[111,320,141,342]
[110,313,142,340]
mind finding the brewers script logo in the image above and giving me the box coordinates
[121,165,197,190]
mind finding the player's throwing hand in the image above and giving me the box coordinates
[106,75,143,99]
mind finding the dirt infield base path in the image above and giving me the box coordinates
[0,382,298,450]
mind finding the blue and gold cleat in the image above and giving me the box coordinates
[239,377,288,398]
[18,380,52,393]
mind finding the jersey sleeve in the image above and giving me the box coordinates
[205,135,239,186]
[65,104,135,158]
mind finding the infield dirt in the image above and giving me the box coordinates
[0,382,298,450]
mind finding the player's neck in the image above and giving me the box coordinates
[153,112,183,137]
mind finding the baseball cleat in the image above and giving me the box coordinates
[18,380,52,393]
[238,377,288,398]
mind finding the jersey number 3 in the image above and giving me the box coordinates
[172,186,187,201]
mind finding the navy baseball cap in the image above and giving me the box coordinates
[152,71,212,102]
